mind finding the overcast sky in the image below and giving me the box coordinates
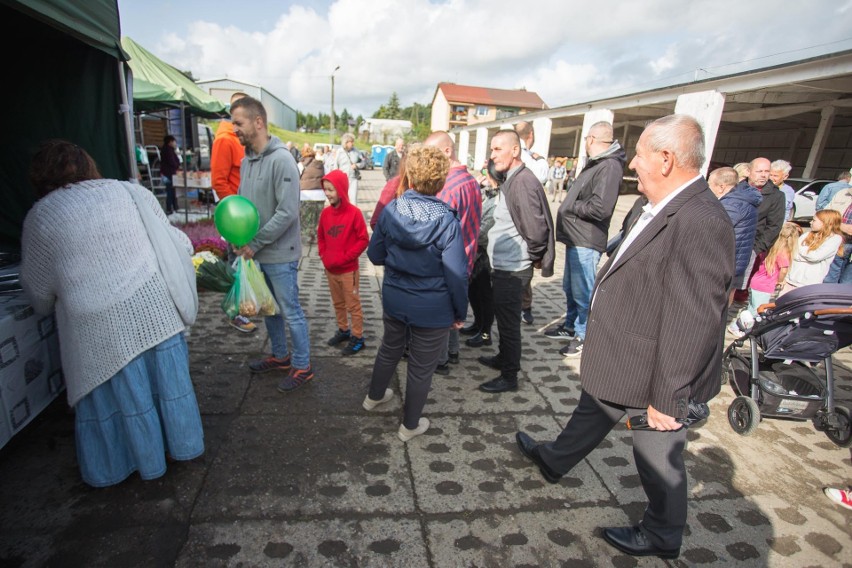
[118,0,852,119]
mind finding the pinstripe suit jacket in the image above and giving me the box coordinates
[581,177,735,418]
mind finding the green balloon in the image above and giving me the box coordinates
[214,195,259,247]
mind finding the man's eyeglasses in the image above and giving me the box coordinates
[586,135,613,144]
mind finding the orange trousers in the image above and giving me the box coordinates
[325,269,364,338]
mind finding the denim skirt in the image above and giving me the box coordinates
[74,332,204,487]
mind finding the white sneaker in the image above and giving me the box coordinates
[824,487,852,510]
[398,417,430,442]
[362,389,394,411]
[727,322,744,338]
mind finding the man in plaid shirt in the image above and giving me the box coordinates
[425,131,483,372]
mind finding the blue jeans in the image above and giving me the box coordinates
[823,243,852,284]
[261,260,311,369]
[563,247,601,339]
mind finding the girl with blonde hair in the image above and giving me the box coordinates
[729,222,801,336]
[779,210,844,295]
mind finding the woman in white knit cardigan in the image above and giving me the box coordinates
[20,140,204,487]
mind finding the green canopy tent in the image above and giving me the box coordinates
[0,0,133,249]
[120,36,227,222]
[121,37,227,118]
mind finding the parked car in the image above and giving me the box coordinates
[788,178,834,222]
[357,150,373,170]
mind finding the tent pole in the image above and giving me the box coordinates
[117,61,139,182]
[180,102,189,224]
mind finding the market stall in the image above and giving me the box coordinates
[120,36,228,222]
[0,0,134,447]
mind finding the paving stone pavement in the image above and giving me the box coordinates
[0,169,850,567]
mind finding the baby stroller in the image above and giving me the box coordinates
[722,283,852,447]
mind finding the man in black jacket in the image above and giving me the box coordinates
[479,130,554,393]
[732,157,785,300]
[382,138,404,181]
[546,121,624,358]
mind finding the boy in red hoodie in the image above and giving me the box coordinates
[318,170,370,354]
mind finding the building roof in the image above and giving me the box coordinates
[195,77,295,113]
[434,82,548,110]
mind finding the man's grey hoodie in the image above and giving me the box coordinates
[239,135,302,264]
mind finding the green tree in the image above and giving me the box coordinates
[373,92,402,120]
[340,108,352,128]
[386,92,401,119]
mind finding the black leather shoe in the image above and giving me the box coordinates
[477,355,502,370]
[460,323,480,336]
[434,363,450,376]
[466,332,492,348]
[515,431,561,484]
[479,375,518,393]
[602,526,680,559]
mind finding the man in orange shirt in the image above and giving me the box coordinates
[212,92,256,333]
[211,92,249,200]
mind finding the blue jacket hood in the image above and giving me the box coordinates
[367,190,468,327]
[724,183,763,208]
[381,190,456,250]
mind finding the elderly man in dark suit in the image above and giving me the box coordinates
[516,114,734,559]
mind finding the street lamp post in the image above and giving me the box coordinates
[330,65,340,144]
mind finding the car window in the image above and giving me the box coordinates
[803,181,830,194]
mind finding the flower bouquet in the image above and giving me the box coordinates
[192,251,234,293]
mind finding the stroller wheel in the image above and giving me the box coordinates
[728,396,761,436]
[822,407,852,448]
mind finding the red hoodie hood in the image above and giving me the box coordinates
[321,170,351,211]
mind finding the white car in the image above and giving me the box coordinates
[788,178,833,222]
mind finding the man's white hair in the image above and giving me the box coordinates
[770,159,792,175]
[644,114,705,171]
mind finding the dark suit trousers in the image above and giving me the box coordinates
[537,390,688,550]
[491,267,532,379]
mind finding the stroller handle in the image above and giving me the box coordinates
[756,305,852,317]
[813,307,852,316]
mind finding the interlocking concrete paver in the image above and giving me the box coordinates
[0,169,850,567]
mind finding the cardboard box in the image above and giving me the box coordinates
[0,293,64,449]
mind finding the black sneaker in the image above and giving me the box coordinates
[466,332,492,347]
[544,324,575,339]
[560,338,584,358]
[460,323,480,336]
[448,352,460,364]
[327,328,351,346]
[249,356,292,373]
[341,336,365,356]
[521,308,534,325]
[434,363,450,376]
[477,355,502,371]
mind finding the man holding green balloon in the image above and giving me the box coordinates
[224,96,314,391]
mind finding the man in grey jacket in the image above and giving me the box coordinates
[231,96,314,392]
[479,130,555,394]
[547,121,624,358]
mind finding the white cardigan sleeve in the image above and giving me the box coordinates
[796,234,843,263]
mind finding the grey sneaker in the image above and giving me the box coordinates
[560,338,584,358]
[521,308,534,325]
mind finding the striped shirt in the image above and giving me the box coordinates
[438,166,482,275]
